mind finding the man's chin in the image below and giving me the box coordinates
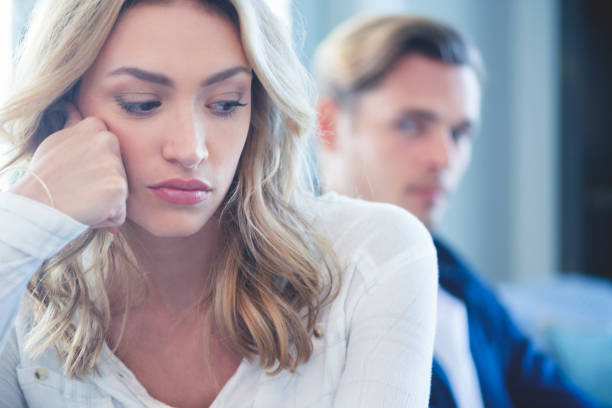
[427,202,448,232]
[398,199,444,231]
[414,211,436,231]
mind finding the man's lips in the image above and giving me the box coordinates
[148,178,212,205]
[408,185,444,203]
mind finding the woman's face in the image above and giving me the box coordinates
[78,0,252,238]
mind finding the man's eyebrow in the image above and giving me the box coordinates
[107,66,252,88]
[401,109,439,122]
[401,110,480,131]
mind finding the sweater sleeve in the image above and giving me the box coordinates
[0,192,87,353]
[332,205,438,407]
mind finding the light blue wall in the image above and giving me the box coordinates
[294,0,560,283]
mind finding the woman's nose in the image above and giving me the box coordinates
[161,108,209,169]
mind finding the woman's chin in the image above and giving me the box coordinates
[125,214,214,240]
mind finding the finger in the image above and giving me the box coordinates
[61,102,84,129]
[89,206,126,230]
[108,208,126,226]
[90,219,123,230]
[89,222,120,235]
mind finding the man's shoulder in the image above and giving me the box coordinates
[433,238,509,321]
[434,239,486,290]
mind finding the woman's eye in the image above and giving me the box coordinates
[116,97,161,116]
[209,100,247,117]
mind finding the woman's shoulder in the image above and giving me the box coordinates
[310,194,438,357]
[311,192,436,266]
[312,192,433,242]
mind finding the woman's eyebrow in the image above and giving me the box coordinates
[201,67,252,87]
[106,66,252,88]
[108,67,172,86]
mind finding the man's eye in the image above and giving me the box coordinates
[397,118,422,135]
[400,121,416,133]
[209,100,247,117]
[451,128,472,142]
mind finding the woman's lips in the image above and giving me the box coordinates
[150,187,210,205]
[149,178,212,205]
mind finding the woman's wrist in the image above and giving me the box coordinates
[5,170,55,208]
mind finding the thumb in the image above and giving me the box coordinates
[61,102,83,129]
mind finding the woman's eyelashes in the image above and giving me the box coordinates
[208,100,247,118]
[115,95,161,117]
[114,94,247,118]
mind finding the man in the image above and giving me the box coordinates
[314,15,596,408]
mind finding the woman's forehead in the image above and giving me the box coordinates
[87,1,248,84]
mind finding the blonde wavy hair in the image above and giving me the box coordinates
[0,0,338,378]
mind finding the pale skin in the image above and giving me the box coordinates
[10,1,252,407]
[318,54,482,229]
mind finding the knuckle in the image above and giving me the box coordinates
[118,180,128,196]
[106,207,117,221]
[82,116,106,131]
[116,210,127,224]
[92,131,116,153]
[36,136,51,151]
[108,176,128,197]
[39,130,62,148]
[101,131,120,152]
[111,201,127,223]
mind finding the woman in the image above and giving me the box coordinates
[0,1,437,407]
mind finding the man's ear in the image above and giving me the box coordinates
[317,98,340,151]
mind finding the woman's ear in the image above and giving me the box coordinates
[316,98,340,151]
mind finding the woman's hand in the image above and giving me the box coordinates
[10,104,128,233]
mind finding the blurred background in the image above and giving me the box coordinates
[291,2,612,405]
[1,0,611,405]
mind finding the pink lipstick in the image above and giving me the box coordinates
[149,178,212,205]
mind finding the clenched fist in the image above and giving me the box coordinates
[10,103,128,233]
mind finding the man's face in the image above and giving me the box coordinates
[331,54,481,229]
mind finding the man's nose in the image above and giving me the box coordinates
[162,107,209,169]
[425,127,453,169]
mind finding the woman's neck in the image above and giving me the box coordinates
[122,217,221,314]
